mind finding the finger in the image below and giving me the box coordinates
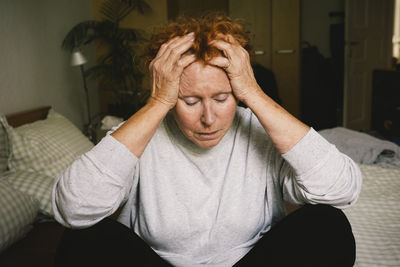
[208,56,230,70]
[210,39,231,50]
[163,35,195,64]
[155,36,181,58]
[157,33,194,59]
[215,33,238,44]
[209,39,233,59]
[151,34,195,72]
[177,53,197,69]
[169,32,195,50]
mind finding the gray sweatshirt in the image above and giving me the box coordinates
[52,107,362,266]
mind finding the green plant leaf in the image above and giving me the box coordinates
[62,20,99,52]
[63,0,152,115]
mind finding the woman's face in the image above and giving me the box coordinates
[173,61,237,148]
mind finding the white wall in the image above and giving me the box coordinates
[301,0,344,58]
[0,0,98,129]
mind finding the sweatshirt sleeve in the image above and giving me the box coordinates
[52,134,138,228]
[280,128,362,209]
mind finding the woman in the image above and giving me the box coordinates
[53,14,362,267]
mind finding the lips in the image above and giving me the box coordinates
[195,130,220,140]
[197,130,218,136]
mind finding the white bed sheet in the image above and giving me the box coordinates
[344,164,400,266]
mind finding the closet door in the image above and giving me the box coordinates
[230,0,301,117]
[229,0,272,69]
[271,0,301,117]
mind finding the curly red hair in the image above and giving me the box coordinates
[144,13,252,66]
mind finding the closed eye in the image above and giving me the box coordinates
[214,93,229,103]
[183,97,200,106]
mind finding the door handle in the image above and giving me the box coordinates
[275,49,296,54]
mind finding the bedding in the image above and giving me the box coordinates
[0,107,94,254]
[0,116,9,172]
[2,170,55,216]
[344,164,400,266]
[318,127,400,266]
[3,109,94,177]
[319,127,400,168]
[0,179,39,252]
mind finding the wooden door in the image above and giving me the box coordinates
[271,0,301,117]
[343,0,394,130]
[230,0,301,117]
[229,0,272,69]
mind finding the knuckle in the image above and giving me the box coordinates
[149,61,154,70]
[160,43,168,50]
[152,61,160,69]
[170,48,178,56]
[176,60,184,68]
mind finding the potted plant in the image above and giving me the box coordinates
[62,0,151,119]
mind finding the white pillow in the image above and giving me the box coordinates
[0,178,39,252]
[5,109,94,177]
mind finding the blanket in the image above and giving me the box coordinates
[319,127,400,168]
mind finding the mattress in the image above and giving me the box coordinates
[344,164,400,266]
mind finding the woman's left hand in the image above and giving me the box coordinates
[208,34,261,103]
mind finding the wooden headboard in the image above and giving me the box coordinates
[5,106,51,128]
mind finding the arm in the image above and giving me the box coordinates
[52,136,138,228]
[240,88,309,153]
[279,128,362,209]
[112,33,197,157]
[111,99,170,157]
[208,35,309,153]
[209,35,362,207]
[53,33,197,227]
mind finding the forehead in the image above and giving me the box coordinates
[179,61,231,96]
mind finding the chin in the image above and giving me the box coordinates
[193,138,222,148]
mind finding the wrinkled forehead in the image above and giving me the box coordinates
[179,61,231,96]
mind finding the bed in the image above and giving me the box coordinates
[0,106,94,267]
[344,164,400,266]
[0,107,399,267]
[319,127,400,266]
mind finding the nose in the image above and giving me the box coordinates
[200,101,215,126]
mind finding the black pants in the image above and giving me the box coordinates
[55,204,355,267]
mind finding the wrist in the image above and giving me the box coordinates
[239,85,265,107]
[148,96,176,111]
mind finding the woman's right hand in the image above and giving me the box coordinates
[149,32,197,110]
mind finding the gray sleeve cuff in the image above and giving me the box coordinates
[282,128,333,176]
[86,134,138,179]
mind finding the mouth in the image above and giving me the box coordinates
[196,130,219,137]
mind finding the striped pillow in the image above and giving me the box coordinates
[5,109,94,177]
[0,178,39,252]
[3,170,55,216]
[0,116,9,173]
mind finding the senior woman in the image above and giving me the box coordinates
[53,14,362,267]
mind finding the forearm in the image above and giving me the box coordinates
[281,129,362,209]
[53,136,138,228]
[114,32,196,158]
[111,99,170,157]
[242,86,310,154]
